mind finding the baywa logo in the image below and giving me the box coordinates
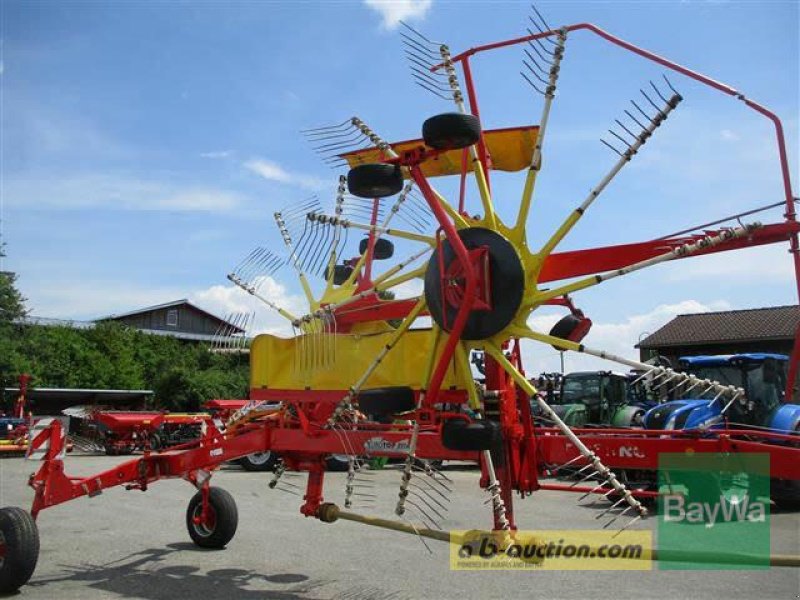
[658,452,770,570]
[662,493,767,528]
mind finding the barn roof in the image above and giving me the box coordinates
[636,305,800,349]
[102,299,244,333]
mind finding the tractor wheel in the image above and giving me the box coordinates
[149,432,163,451]
[422,113,481,150]
[441,419,501,451]
[325,264,354,286]
[186,487,238,549]
[357,387,416,416]
[238,452,277,472]
[358,237,395,260]
[0,506,40,594]
[770,478,800,510]
[347,164,404,199]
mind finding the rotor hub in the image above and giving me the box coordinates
[424,228,525,340]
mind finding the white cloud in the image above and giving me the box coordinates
[4,174,244,212]
[191,276,307,337]
[20,279,186,320]
[720,129,740,142]
[662,243,794,284]
[244,157,326,191]
[363,0,432,30]
[522,299,731,375]
[391,277,424,299]
[200,150,232,159]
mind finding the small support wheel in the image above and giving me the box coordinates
[422,113,481,150]
[347,164,404,199]
[238,452,277,472]
[186,487,238,549]
[441,419,501,451]
[359,237,395,260]
[325,264,354,286]
[0,506,40,594]
[548,314,592,350]
[358,387,416,416]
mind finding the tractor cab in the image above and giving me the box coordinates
[643,353,800,432]
[548,371,643,427]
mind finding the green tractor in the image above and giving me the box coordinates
[544,371,648,428]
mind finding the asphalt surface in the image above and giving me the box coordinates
[1,455,798,600]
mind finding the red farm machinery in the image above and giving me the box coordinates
[2,7,800,593]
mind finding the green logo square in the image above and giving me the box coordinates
[657,452,770,570]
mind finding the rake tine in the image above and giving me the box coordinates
[615,119,639,141]
[408,482,449,512]
[521,71,546,95]
[611,515,643,538]
[662,74,680,96]
[411,72,452,93]
[630,98,652,122]
[603,504,636,529]
[624,109,648,131]
[306,127,362,143]
[551,454,587,473]
[523,47,550,77]
[640,88,664,117]
[525,23,555,56]
[232,247,261,272]
[408,490,446,521]
[609,129,631,148]
[405,499,442,530]
[595,496,628,520]
[578,481,609,501]
[300,118,352,134]
[413,80,453,101]
[523,59,550,86]
[525,30,554,64]
[400,33,442,59]
[650,79,670,105]
[409,65,451,89]
[600,138,624,157]
[410,464,453,494]
[531,4,555,36]
[399,21,444,49]
[404,49,443,74]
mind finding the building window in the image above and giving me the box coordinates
[166,309,178,328]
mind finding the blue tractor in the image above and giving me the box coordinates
[642,353,800,508]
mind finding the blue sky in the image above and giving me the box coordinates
[2,1,798,372]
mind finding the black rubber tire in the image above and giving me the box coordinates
[422,113,481,150]
[441,419,501,451]
[358,387,416,416]
[347,164,404,199]
[548,314,583,350]
[237,452,277,472]
[325,455,351,472]
[149,432,163,451]
[186,487,238,549]
[359,237,394,260]
[325,264,354,286]
[0,506,40,594]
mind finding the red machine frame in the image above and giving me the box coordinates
[8,17,800,586]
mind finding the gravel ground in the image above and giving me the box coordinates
[0,454,798,600]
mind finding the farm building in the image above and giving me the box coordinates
[636,305,800,365]
[100,299,244,342]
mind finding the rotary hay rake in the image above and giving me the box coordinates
[3,7,800,593]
